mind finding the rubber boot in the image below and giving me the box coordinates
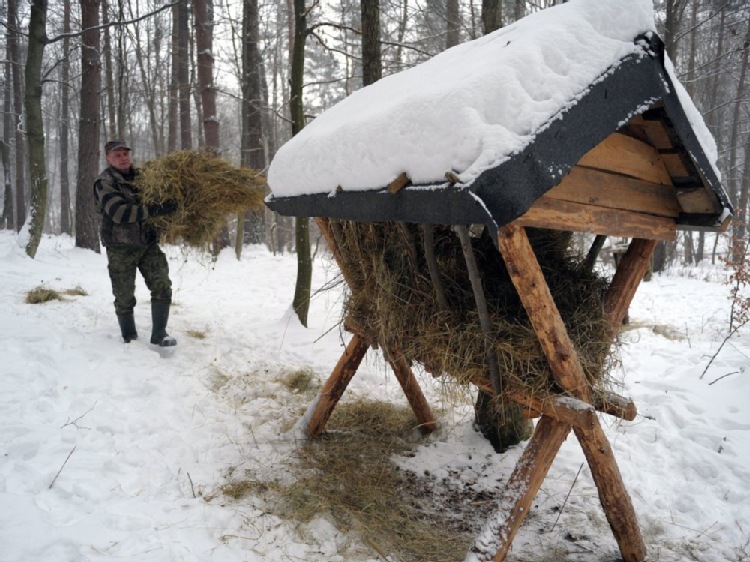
[117,312,138,343]
[150,301,177,347]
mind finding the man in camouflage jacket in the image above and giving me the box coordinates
[94,140,178,347]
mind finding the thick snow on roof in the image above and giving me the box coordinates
[268,0,659,198]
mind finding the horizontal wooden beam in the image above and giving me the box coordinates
[549,166,681,218]
[508,391,596,429]
[473,377,637,421]
[516,197,677,241]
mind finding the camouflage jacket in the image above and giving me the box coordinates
[94,166,157,247]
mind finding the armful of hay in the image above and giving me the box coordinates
[136,149,267,247]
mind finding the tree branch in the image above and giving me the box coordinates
[46,1,179,44]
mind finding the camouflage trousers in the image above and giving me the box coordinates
[106,244,172,316]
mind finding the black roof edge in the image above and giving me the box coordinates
[265,186,494,227]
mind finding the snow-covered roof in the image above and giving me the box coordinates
[266,0,731,234]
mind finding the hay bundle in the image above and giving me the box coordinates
[332,221,615,400]
[136,149,266,247]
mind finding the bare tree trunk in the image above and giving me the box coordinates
[696,232,705,263]
[446,0,460,49]
[238,0,266,252]
[683,232,694,265]
[75,0,102,252]
[706,7,726,155]
[177,0,192,149]
[195,0,219,149]
[663,0,688,60]
[102,0,117,139]
[728,17,750,253]
[168,3,179,152]
[113,1,127,139]
[361,0,382,85]
[290,0,311,327]
[737,133,750,243]
[395,0,409,67]
[24,0,50,258]
[59,0,72,235]
[194,0,228,253]
[2,58,14,230]
[133,14,161,153]
[8,0,27,232]
[482,0,502,35]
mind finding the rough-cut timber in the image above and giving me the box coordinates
[382,346,436,432]
[496,223,593,402]
[604,238,659,328]
[494,223,646,562]
[466,416,571,562]
[306,333,369,438]
[515,196,677,241]
[575,424,647,561]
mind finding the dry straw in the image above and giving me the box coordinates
[277,399,473,562]
[331,221,615,401]
[136,149,266,247]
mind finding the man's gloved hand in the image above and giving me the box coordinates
[147,199,179,217]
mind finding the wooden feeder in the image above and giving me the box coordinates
[266,33,732,562]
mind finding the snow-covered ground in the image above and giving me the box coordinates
[1,231,748,562]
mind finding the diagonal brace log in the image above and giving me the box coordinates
[486,223,646,562]
[466,416,571,562]
[382,346,437,433]
[306,333,369,438]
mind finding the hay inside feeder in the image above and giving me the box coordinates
[332,221,616,402]
[136,149,266,247]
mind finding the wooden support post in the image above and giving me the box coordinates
[383,346,437,433]
[604,238,658,328]
[467,416,571,562]
[493,223,646,562]
[574,425,647,561]
[496,224,592,402]
[312,216,436,435]
[306,334,369,438]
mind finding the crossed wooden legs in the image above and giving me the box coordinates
[466,225,653,562]
[306,335,436,439]
[307,217,654,562]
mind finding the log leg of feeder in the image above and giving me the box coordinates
[306,334,369,438]
[496,223,645,561]
[604,238,657,328]
[384,346,437,433]
[465,416,571,562]
[496,223,592,402]
[574,423,647,562]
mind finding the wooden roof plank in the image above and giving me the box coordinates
[549,166,681,218]
[516,196,677,241]
[577,132,673,185]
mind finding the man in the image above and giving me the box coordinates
[94,140,178,347]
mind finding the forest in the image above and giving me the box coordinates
[1,0,748,270]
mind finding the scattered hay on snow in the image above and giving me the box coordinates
[277,399,472,562]
[136,149,266,247]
